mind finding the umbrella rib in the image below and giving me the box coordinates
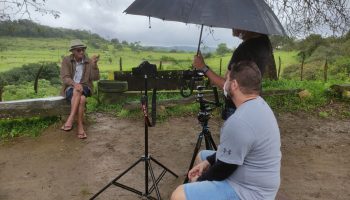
[186,0,197,24]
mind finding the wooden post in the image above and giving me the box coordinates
[159,61,163,70]
[119,57,122,71]
[300,52,305,81]
[278,56,282,80]
[324,59,328,82]
[219,58,222,76]
[0,87,3,102]
[34,65,44,94]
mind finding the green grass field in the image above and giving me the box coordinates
[0,37,299,75]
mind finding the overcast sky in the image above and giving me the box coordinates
[29,0,241,48]
[9,0,350,47]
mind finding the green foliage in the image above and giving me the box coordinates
[269,35,296,50]
[297,34,327,59]
[318,111,329,118]
[3,79,60,101]
[330,57,350,77]
[282,61,331,81]
[87,39,101,49]
[0,19,107,42]
[262,79,339,111]
[0,116,59,139]
[160,55,177,63]
[0,62,60,85]
[216,43,231,56]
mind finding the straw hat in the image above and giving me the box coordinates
[69,39,87,51]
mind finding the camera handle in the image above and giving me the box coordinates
[180,77,195,97]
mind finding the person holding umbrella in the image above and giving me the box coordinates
[193,28,276,120]
[171,61,281,200]
[124,0,284,120]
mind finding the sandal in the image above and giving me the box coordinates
[61,124,73,131]
[77,131,87,139]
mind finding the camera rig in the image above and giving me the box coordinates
[180,69,206,97]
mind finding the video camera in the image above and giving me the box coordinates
[180,69,206,97]
[132,61,157,77]
[182,69,204,81]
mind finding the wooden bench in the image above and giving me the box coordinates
[0,96,70,119]
[123,88,303,110]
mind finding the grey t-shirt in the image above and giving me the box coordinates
[217,96,281,200]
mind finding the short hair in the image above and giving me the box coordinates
[229,61,262,95]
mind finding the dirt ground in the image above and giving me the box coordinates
[0,103,349,200]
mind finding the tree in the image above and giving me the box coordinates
[297,34,327,58]
[129,41,142,52]
[216,43,231,56]
[265,0,350,36]
[269,35,296,50]
[111,38,120,45]
[0,0,60,21]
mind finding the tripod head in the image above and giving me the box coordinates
[196,85,221,124]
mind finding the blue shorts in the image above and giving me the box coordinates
[65,86,91,102]
[183,150,240,200]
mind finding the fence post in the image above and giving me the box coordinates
[300,52,305,81]
[119,57,122,71]
[278,56,281,80]
[159,61,163,70]
[324,59,328,82]
[34,65,44,94]
[0,87,3,102]
[219,58,222,76]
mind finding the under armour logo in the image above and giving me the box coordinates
[223,148,232,155]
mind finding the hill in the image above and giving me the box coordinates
[0,19,106,42]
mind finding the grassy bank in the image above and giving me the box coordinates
[0,37,298,74]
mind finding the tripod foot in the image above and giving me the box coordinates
[90,156,177,200]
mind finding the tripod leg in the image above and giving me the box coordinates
[208,132,217,150]
[204,130,217,151]
[150,157,178,177]
[183,133,203,184]
[204,132,211,150]
[90,158,143,200]
[148,160,161,200]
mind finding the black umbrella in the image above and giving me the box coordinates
[125,0,286,54]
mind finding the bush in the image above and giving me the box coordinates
[307,45,339,63]
[160,56,177,63]
[0,62,60,85]
[263,79,334,111]
[330,57,350,78]
[282,62,324,80]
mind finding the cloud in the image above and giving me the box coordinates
[30,0,241,48]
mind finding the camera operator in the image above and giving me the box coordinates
[171,61,281,200]
[193,29,276,120]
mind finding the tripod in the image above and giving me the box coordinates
[90,75,178,200]
[183,86,220,183]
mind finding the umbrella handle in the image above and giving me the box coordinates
[196,24,204,56]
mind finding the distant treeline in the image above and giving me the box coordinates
[0,19,107,42]
[0,20,196,53]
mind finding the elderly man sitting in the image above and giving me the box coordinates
[60,39,100,139]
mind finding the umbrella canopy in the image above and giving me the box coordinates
[124,0,286,36]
